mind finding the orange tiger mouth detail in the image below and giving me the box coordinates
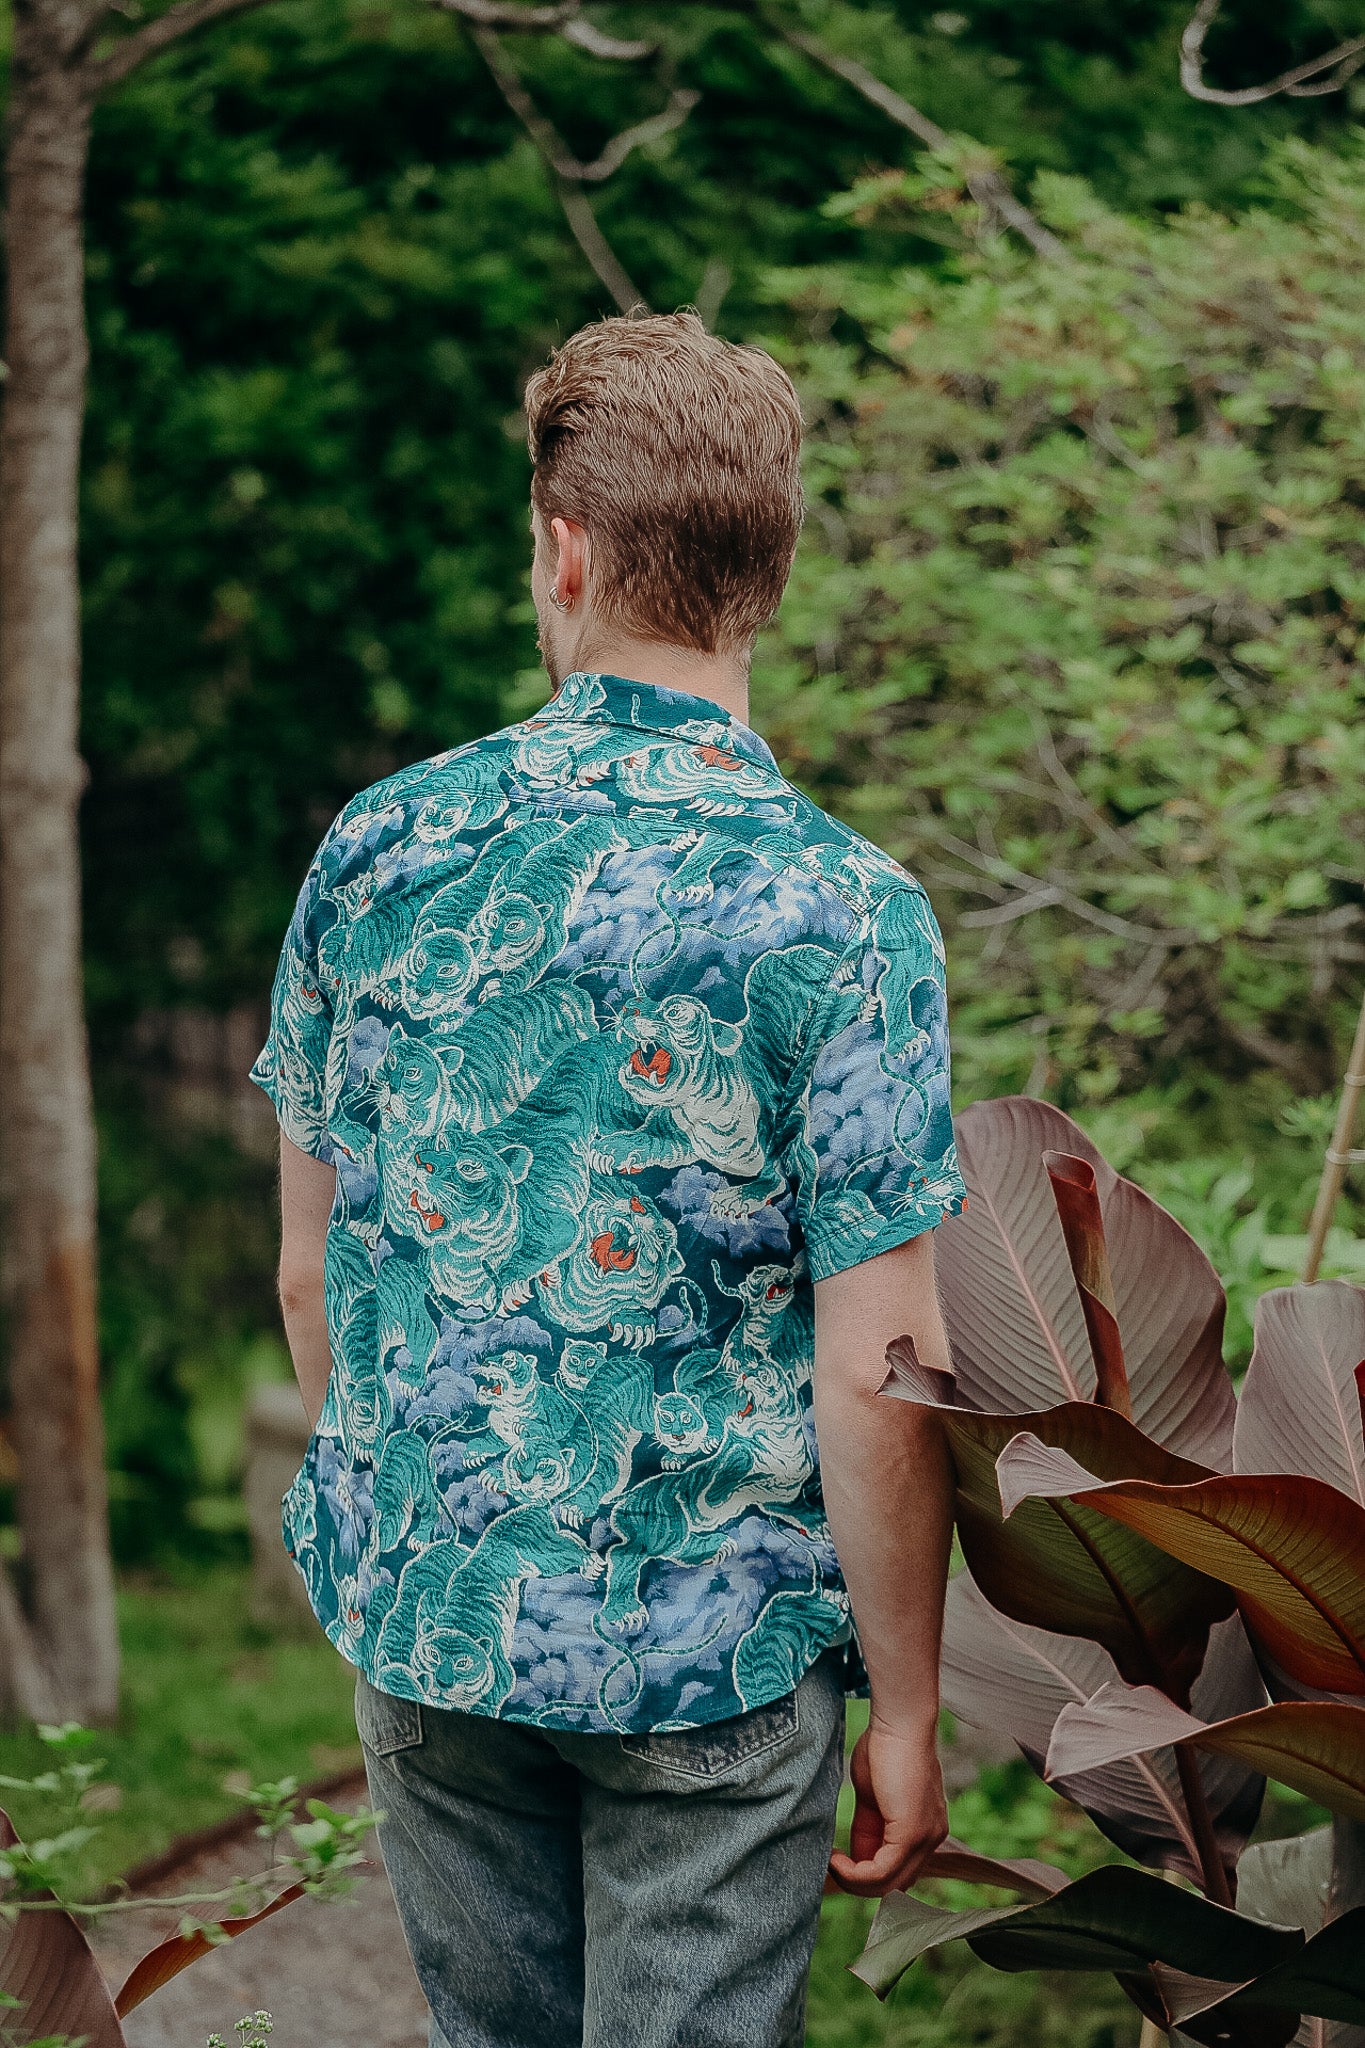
[630,1046,671,1086]
[590,1230,639,1273]
[408,1189,447,1232]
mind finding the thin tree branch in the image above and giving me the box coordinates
[82,0,278,91]
[554,178,647,312]
[768,14,1068,262]
[470,25,648,312]
[572,88,701,181]
[563,17,655,61]
[463,19,694,181]
[438,0,581,26]
[1180,0,1365,104]
[433,0,656,57]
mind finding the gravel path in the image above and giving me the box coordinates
[90,1779,432,2048]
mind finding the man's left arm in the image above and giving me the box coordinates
[278,1133,337,1430]
[813,1233,953,1897]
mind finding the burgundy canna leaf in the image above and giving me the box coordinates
[935,1097,1234,1466]
[852,1863,1304,2002]
[1235,1283,1365,1503]
[1048,1687,1365,1826]
[885,1353,1234,1701]
[997,1434,1365,1698]
[941,1575,1264,1885]
[115,1881,307,2015]
[921,1836,1070,1899]
[0,1807,126,2047]
[1043,1150,1132,1419]
[1158,1909,1365,2034]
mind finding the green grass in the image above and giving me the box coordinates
[0,1566,359,1890]
[0,1569,1142,2045]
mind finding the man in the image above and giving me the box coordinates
[252,311,967,2048]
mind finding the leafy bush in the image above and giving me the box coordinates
[758,140,1365,1106]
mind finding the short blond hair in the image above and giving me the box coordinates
[525,312,804,654]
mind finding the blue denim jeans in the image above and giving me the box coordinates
[355,1653,845,2048]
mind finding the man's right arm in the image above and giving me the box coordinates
[812,1229,954,1897]
[278,1133,338,1431]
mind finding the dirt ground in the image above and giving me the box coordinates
[91,1779,432,2048]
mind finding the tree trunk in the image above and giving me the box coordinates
[0,29,119,1724]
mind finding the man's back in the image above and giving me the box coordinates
[253,668,962,1732]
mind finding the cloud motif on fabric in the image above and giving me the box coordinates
[660,1164,792,1257]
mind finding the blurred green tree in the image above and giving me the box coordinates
[756,138,1365,1112]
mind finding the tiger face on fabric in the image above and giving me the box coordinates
[251,672,966,1733]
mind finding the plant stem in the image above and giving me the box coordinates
[1303,984,1365,1281]
[1174,1745,1233,1908]
[7,1867,296,1916]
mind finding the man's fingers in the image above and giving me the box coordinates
[827,1824,949,1899]
[847,1791,885,1865]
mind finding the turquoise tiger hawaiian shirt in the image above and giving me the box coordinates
[251,671,966,1734]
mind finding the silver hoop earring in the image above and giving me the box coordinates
[549,590,574,613]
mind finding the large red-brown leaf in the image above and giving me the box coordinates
[935,1097,1234,1464]
[1049,1688,1365,1825]
[888,1347,1233,1700]
[115,1881,306,2015]
[1161,1910,1365,2032]
[997,1435,1365,1697]
[1235,1827,1333,1937]
[940,1575,1264,1884]
[1235,1284,1365,1503]
[821,1834,1068,1903]
[0,1808,126,2046]
[1043,1151,1132,1418]
[922,1836,1070,1899]
[851,1863,1304,2002]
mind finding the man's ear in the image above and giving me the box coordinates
[550,515,589,608]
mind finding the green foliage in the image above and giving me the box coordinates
[206,2018,273,2048]
[75,0,1365,1034]
[0,1571,359,1895]
[61,0,1365,1536]
[96,1088,286,1561]
[758,137,1365,1109]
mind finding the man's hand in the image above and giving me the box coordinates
[827,1718,948,1898]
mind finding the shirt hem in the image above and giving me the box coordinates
[285,1546,854,1736]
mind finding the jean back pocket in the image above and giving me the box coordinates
[619,1689,799,1781]
[355,1674,425,1758]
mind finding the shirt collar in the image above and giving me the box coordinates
[545,671,778,771]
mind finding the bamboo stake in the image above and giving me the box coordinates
[1303,985,1365,1282]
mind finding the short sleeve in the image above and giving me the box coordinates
[249,845,338,1162]
[788,886,967,1282]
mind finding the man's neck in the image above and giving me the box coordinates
[560,636,751,727]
